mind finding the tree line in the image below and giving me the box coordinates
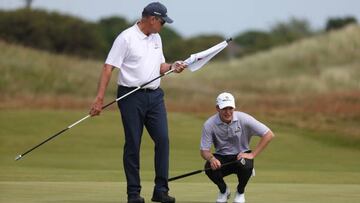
[0,9,357,62]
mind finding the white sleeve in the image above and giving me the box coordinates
[105,34,128,69]
[158,35,166,63]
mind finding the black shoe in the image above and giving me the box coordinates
[151,191,175,203]
[127,196,145,203]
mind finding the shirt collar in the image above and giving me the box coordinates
[134,22,151,40]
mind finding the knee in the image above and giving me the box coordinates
[204,162,212,175]
[205,168,215,178]
[237,158,254,170]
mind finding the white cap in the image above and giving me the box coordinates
[216,92,235,109]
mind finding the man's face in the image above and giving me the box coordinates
[217,106,234,124]
[151,16,165,33]
[155,16,165,26]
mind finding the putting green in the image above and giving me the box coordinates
[1,110,360,202]
[1,181,360,203]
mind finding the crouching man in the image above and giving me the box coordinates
[200,92,274,203]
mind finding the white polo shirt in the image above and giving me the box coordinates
[105,23,165,89]
[200,111,270,155]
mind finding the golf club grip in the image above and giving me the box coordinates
[168,170,203,182]
[204,159,241,171]
[101,100,117,110]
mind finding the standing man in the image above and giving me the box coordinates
[200,92,274,203]
[89,2,186,203]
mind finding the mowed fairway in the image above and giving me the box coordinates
[1,110,360,203]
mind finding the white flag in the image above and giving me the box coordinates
[184,40,229,72]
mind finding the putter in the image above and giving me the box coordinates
[168,158,245,182]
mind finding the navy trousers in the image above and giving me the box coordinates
[117,86,169,198]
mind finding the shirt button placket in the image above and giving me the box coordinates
[227,125,231,137]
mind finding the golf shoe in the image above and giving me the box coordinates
[233,192,245,203]
[216,187,230,203]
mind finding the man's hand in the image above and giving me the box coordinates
[209,157,222,170]
[237,131,274,160]
[237,152,255,160]
[171,61,187,73]
[89,97,104,116]
[90,64,113,117]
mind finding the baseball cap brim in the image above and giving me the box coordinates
[218,101,235,109]
[162,16,173,24]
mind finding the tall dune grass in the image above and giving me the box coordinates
[1,25,359,98]
[1,25,360,144]
[0,41,117,98]
[171,25,360,95]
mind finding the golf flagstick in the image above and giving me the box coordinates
[15,38,232,161]
[168,158,244,182]
[14,68,175,161]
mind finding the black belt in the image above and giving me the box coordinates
[119,85,158,92]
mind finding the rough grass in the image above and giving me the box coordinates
[1,25,360,150]
[1,25,359,98]
[0,40,116,97]
[188,25,360,94]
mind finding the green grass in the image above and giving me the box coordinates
[0,41,107,97]
[1,182,360,203]
[166,25,360,96]
[1,110,360,202]
[1,25,360,146]
[1,24,360,202]
[1,25,360,97]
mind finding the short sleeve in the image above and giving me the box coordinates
[158,34,166,63]
[105,34,128,69]
[200,123,213,150]
[243,113,270,137]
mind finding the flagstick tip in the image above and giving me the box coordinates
[15,154,22,161]
[226,38,232,42]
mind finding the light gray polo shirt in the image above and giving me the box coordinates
[200,111,270,155]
